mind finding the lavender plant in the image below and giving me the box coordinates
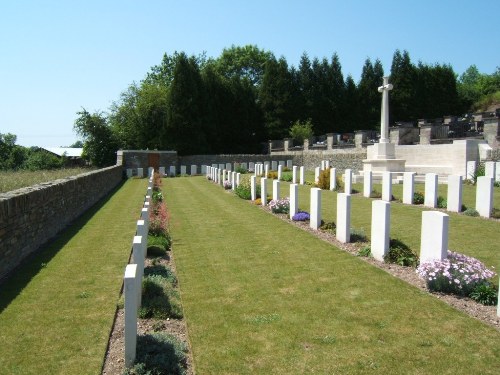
[292,211,310,221]
[417,251,496,296]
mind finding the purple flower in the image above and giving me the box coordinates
[292,211,310,221]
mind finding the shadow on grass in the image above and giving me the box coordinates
[0,180,127,314]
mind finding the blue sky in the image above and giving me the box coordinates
[1,0,499,147]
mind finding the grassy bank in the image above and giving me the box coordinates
[0,178,147,374]
[166,176,500,374]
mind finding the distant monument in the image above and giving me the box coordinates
[362,76,405,174]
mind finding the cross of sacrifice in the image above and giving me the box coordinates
[378,76,393,143]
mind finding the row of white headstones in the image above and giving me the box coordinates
[122,169,155,368]
[206,164,499,316]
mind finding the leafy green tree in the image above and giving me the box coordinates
[0,133,27,170]
[74,109,118,167]
[68,140,84,148]
[23,148,65,170]
[289,119,313,145]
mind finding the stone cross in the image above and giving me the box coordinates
[378,76,393,143]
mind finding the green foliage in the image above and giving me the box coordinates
[235,165,247,174]
[437,196,447,209]
[413,191,424,204]
[140,275,183,319]
[319,221,336,233]
[316,168,330,190]
[235,185,251,200]
[469,162,485,183]
[458,65,500,110]
[148,234,171,254]
[384,239,419,267]
[370,190,382,199]
[469,282,498,306]
[463,208,479,217]
[491,208,500,219]
[281,171,293,182]
[144,265,177,286]
[358,246,372,257]
[289,119,313,145]
[126,333,188,375]
[350,228,367,243]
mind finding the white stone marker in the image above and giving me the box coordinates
[476,176,494,218]
[137,220,148,257]
[496,161,500,182]
[180,165,187,175]
[420,211,449,263]
[124,264,138,368]
[222,169,227,183]
[217,163,223,171]
[371,200,391,262]
[344,169,352,195]
[141,207,149,226]
[218,169,222,185]
[485,161,496,178]
[325,160,330,169]
[424,173,438,208]
[265,164,269,177]
[278,165,283,180]
[191,165,197,175]
[330,168,337,191]
[226,163,231,171]
[336,193,351,243]
[169,166,176,176]
[132,235,144,306]
[236,173,241,187]
[466,161,476,180]
[251,176,257,201]
[249,162,255,171]
[272,161,278,170]
[290,183,298,220]
[364,171,373,198]
[279,160,285,167]
[211,163,217,168]
[159,166,165,176]
[261,177,268,206]
[286,160,293,168]
[299,166,305,185]
[273,180,280,201]
[382,172,392,202]
[403,172,415,204]
[148,167,153,177]
[126,169,133,178]
[310,188,322,230]
[447,175,463,213]
[231,172,236,190]
[292,166,298,184]
[137,168,144,178]
[201,165,207,174]
[321,160,326,171]
[241,162,247,170]
[314,167,320,183]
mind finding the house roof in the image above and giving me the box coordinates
[42,147,83,158]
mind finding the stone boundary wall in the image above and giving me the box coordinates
[178,154,290,168]
[0,165,123,281]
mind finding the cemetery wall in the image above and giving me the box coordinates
[178,154,289,167]
[272,149,367,173]
[0,165,123,281]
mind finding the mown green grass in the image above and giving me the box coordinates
[0,167,97,193]
[0,178,147,374]
[166,177,500,374]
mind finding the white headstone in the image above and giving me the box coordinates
[321,160,326,171]
[241,162,247,170]
[330,168,336,191]
[169,166,176,176]
[299,166,305,185]
[476,176,494,218]
[273,180,280,201]
[286,160,293,168]
[420,211,449,263]
[249,162,255,171]
[272,161,278,170]
[336,193,351,243]
[124,264,138,368]
[382,172,392,202]
[466,161,476,180]
[159,166,166,176]
[325,160,330,169]
[344,169,352,195]
[364,171,373,198]
[403,172,415,204]
[314,167,320,183]
[292,166,298,184]
[211,163,217,168]
[279,160,285,167]
[371,200,391,262]
[191,165,197,175]
[180,165,187,175]
[310,188,322,230]
[251,175,257,201]
[447,175,463,213]
[278,165,283,180]
[148,167,154,177]
[217,169,222,185]
[424,173,438,208]
[290,183,298,220]
[236,173,241,187]
[225,163,231,171]
[485,161,496,178]
[126,168,133,178]
[261,178,268,205]
[231,172,236,190]
[265,164,269,177]
[201,165,207,174]
[496,161,500,182]
[137,168,144,178]
[132,235,144,306]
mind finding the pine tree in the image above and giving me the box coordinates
[390,49,417,122]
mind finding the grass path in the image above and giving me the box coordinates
[0,178,147,375]
[166,177,500,374]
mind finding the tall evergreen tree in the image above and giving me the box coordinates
[390,49,417,122]
[358,58,383,130]
[344,75,359,131]
[329,53,346,132]
[297,52,314,122]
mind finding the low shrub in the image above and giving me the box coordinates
[235,165,247,174]
[469,282,498,306]
[149,202,169,237]
[281,172,293,182]
[144,265,177,286]
[152,190,163,204]
[267,171,278,179]
[148,234,171,252]
[495,181,500,188]
[350,227,367,242]
[139,275,183,319]
[147,245,166,257]
[491,207,500,219]
[319,221,336,233]
[292,211,310,221]
[316,169,330,190]
[223,180,232,190]
[413,191,424,204]
[358,246,372,257]
[125,333,188,375]
[269,197,290,214]
[384,239,419,267]
[437,196,447,209]
[370,190,382,198]
[463,208,479,217]
[417,250,496,297]
[254,198,262,205]
[235,185,251,200]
